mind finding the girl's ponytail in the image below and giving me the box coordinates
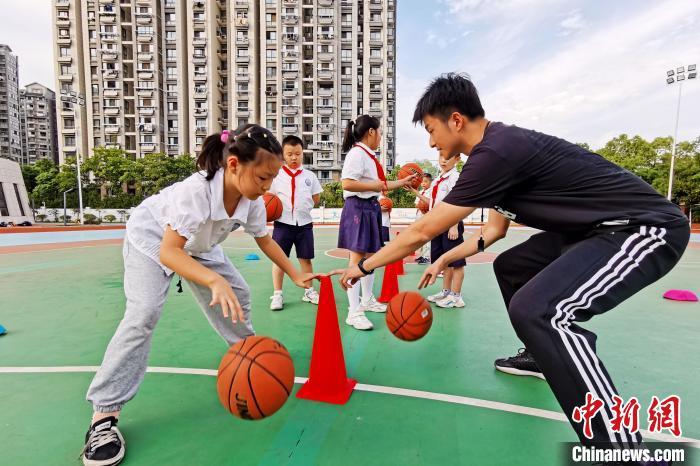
[341,119,357,153]
[341,115,380,152]
[197,133,227,180]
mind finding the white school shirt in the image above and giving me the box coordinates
[268,165,322,226]
[428,167,460,209]
[341,142,382,199]
[126,168,268,274]
[379,194,391,227]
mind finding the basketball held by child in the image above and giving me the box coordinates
[386,292,433,341]
[216,335,295,420]
[263,192,283,222]
[417,199,429,214]
[379,197,393,212]
[398,163,424,189]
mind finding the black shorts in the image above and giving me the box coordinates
[430,222,466,267]
[271,221,315,259]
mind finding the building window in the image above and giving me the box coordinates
[13,184,26,217]
[0,184,9,216]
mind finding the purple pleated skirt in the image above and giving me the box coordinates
[337,196,384,253]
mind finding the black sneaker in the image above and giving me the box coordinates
[81,416,125,466]
[494,348,545,380]
[415,257,430,264]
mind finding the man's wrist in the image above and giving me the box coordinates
[357,257,374,275]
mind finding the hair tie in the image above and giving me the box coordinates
[220,130,229,143]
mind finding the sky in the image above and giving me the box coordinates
[1,0,698,165]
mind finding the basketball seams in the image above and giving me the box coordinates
[390,293,431,338]
[246,356,265,418]
[226,337,267,414]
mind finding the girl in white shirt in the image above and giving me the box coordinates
[338,115,416,331]
[81,124,317,466]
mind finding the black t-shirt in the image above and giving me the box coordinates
[443,122,686,233]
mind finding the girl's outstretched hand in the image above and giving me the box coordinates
[208,275,245,323]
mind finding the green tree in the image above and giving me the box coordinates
[319,181,344,207]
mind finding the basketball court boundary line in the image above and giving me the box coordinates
[1,365,697,447]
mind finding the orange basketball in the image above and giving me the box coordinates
[379,197,393,211]
[263,193,283,222]
[216,336,295,420]
[417,199,429,214]
[386,291,433,341]
[398,163,424,189]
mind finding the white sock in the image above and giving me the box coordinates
[273,290,283,295]
[452,291,461,297]
[360,274,375,304]
[347,282,361,314]
[305,287,314,293]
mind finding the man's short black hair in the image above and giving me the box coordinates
[412,72,485,124]
[282,135,304,149]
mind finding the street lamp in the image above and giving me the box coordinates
[60,89,86,223]
[664,63,696,202]
[63,187,75,226]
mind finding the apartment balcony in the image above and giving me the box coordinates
[370,56,383,65]
[282,14,298,24]
[104,125,120,134]
[100,33,118,43]
[139,107,155,116]
[140,143,156,152]
[194,72,208,82]
[137,52,153,61]
[317,106,333,115]
[318,16,334,25]
[317,123,335,133]
[368,0,383,10]
[139,123,155,133]
[104,107,121,115]
[317,52,334,62]
[318,141,335,151]
[283,0,298,5]
[55,0,70,9]
[194,108,208,117]
[317,70,334,81]
[318,0,334,6]
[283,33,299,42]
[217,32,227,44]
[136,16,152,25]
[217,100,226,110]
[103,69,119,79]
[368,74,383,82]
[192,37,206,46]
[282,89,298,97]
[235,36,249,46]
[137,71,154,79]
[283,70,299,79]
[57,37,72,46]
[235,0,249,8]
[369,38,383,47]
[318,88,333,97]
[235,109,250,117]
[234,18,249,28]
[217,117,229,126]
[236,89,248,98]
[57,56,72,64]
[235,73,249,82]
[218,66,228,76]
[58,74,73,82]
[369,108,382,118]
[317,33,334,41]
[137,89,153,97]
[282,106,299,116]
[282,124,299,134]
[56,18,70,27]
[192,1,205,11]
[341,34,352,43]
[137,35,153,43]
[193,54,207,64]
[193,87,207,99]
[283,51,299,60]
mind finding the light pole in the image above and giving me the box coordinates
[665,64,697,201]
[59,89,86,223]
[63,187,75,226]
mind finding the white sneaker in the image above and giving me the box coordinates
[270,293,284,311]
[427,289,449,303]
[436,294,465,309]
[302,287,319,305]
[359,296,387,313]
[345,311,374,330]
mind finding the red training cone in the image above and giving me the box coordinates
[395,257,405,276]
[378,262,400,303]
[296,276,356,404]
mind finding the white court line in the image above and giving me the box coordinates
[1,365,697,447]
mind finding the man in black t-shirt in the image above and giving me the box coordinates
[336,73,689,452]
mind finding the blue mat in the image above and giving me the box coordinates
[245,254,260,261]
[0,324,6,336]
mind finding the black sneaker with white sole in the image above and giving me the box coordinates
[81,416,125,466]
[494,348,545,380]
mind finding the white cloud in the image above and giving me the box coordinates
[558,9,587,36]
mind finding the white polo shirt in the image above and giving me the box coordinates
[341,142,382,199]
[428,167,460,209]
[268,165,322,226]
[126,168,268,274]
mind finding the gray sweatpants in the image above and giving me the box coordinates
[86,239,255,412]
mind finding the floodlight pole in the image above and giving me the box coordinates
[667,82,682,201]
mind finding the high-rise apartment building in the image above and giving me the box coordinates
[0,44,23,164]
[20,83,59,164]
[52,0,396,181]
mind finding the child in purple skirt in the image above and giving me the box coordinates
[338,115,416,330]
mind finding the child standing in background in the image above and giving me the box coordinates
[268,136,323,311]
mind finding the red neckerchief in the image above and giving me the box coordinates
[353,144,386,182]
[282,166,302,213]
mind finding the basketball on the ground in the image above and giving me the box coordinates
[216,335,295,420]
[379,197,393,211]
[263,193,283,222]
[398,163,424,189]
[417,199,429,214]
[386,291,433,341]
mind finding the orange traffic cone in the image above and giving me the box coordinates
[378,261,400,303]
[296,276,356,404]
